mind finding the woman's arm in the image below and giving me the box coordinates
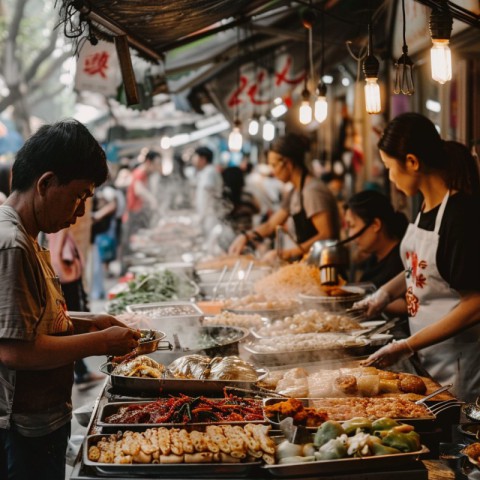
[228,208,289,255]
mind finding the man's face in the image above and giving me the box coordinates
[192,154,207,171]
[40,175,95,233]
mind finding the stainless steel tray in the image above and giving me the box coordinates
[264,445,429,477]
[263,397,436,427]
[84,434,261,477]
[97,399,265,428]
[100,361,268,395]
[243,335,370,366]
[126,301,204,318]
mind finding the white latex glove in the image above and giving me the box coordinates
[352,287,391,318]
[360,339,414,368]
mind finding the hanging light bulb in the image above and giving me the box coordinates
[299,88,312,125]
[248,116,259,136]
[262,117,275,142]
[429,2,453,85]
[314,82,328,123]
[228,118,243,152]
[394,0,414,95]
[314,9,328,123]
[363,23,381,114]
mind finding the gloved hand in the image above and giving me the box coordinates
[360,339,414,368]
[352,287,391,318]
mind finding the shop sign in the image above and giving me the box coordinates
[75,40,121,96]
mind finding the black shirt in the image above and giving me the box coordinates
[360,243,404,288]
[416,192,480,291]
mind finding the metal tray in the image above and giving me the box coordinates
[243,334,371,366]
[83,434,261,477]
[97,399,265,428]
[264,445,429,477]
[100,361,268,395]
[126,301,204,318]
[263,397,436,427]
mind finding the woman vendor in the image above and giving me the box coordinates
[228,133,340,262]
[356,113,480,401]
[344,190,408,287]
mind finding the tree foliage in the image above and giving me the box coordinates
[0,0,74,136]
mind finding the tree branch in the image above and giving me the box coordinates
[29,50,73,91]
[24,27,60,83]
[6,0,28,43]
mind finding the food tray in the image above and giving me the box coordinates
[263,397,436,427]
[126,301,204,319]
[243,334,371,366]
[298,286,366,313]
[264,445,429,477]
[223,307,299,321]
[100,361,268,395]
[97,399,265,429]
[83,434,261,477]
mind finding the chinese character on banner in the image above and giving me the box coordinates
[75,40,121,96]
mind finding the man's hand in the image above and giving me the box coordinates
[228,234,247,255]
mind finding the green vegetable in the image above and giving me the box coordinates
[314,421,345,447]
[317,438,348,460]
[371,417,401,432]
[106,270,196,315]
[381,430,421,453]
[342,417,372,435]
[371,443,402,456]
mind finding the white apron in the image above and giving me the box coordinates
[400,191,480,402]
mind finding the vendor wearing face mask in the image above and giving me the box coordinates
[229,133,340,262]
[356,113,480,401]
[344,190,408,288]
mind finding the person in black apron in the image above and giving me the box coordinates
[229,132,340,263]
[355,113,480,402]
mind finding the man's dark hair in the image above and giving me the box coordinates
[11,118,108,192]
[195,146,213,164]
[145,150,161,162]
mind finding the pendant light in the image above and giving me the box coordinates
[228,27,243,152]
[262,116,275,141]
[314,7,328,123]
[394,0,414,95]
[299,12,314,125]
[429,1,453,85]
[362,23,381,114]
[248,115,260,136]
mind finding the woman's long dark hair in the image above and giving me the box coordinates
[345,190,408,240]
[443,140,480,195]
[378,113,448,173]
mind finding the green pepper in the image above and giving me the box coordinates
[342,417,372,435]
[316,438,348,460]
[314,421,345,447]
[371,442,401,456]
[371,417,401,432]
[381,430,421,453]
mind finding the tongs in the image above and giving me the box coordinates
[353,317,405,339]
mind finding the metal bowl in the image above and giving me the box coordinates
[135,329,170,355]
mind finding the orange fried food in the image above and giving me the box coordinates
[398,374,427,395]
[264,398,328,426]
[463,442,480,462]
[335,375,358,395]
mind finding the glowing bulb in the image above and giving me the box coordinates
[228,125,243,152]
[248,118,259,136]
[314,96,328,123]
[299,100,312,125]
[262,119,275,141]
[364,78,381,114]
[431,39,452,84]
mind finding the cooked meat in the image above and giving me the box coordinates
[335,375,358,395]
[398,374,427,395]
